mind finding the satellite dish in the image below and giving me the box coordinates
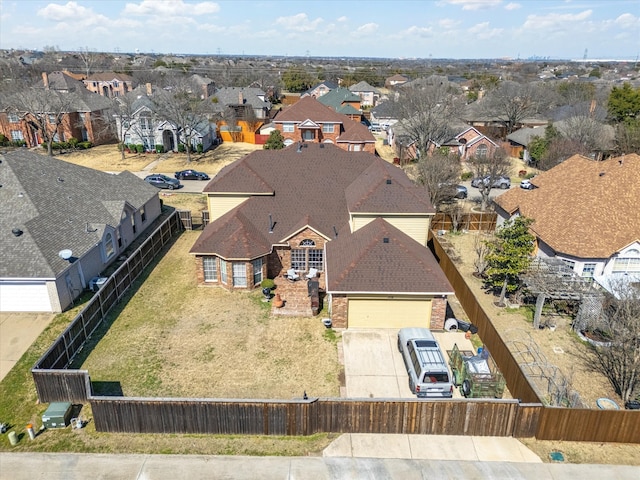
[58,249,73,260]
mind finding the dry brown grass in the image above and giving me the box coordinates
[443,231,619,408]
[520,438,640,465]
[56,142,263,175]
[78,231,341,399]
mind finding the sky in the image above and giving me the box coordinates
[0,0,638,60]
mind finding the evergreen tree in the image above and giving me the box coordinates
[485,217,535,305]
[263,130,285,150]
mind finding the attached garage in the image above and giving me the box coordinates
[0,282,53,312]
[347,297,432,329]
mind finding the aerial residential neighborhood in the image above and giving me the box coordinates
[0,0,639,476]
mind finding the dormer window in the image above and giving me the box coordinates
[300,239,316,247]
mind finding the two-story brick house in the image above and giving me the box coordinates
[83,72,136,98]
[189,143,453,329]
[273,96,375,154]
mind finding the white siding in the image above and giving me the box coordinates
[207,195,251,222]
[351,215,431,246]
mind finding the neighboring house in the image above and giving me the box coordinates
[114,89,216,153]
[506,126,545,162]
[493,153,640,294]
[460,100,547,139]
[207,86,272,143]
[316,87,362,119]
[272,96,375,153]
[0,90,115,148]
[388,123,498,162]
[370,101,399,129]
[0,150,162,312]
[385,74,409,88]
[348,81,381,107]
[301,81,339,98]
[190,74,216,99]
[38,71,86,93]
[83,72,136,98]
[189,143,453,329]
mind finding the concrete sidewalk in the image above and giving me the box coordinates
[2,452,638,480]
[323,433,542,463]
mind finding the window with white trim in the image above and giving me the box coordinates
[252,258,263,285]
[233,262,247,287]
[140,206,146,222]
[104,232,115,259]
[220,261,228,284]
[476,144,488,158]
[322,123,334,133]
[561,258,575,271]
[48,114,56,124]
[582,263,596,277]
[291,249,306,271]
[283,123,294,132]
[11,130,24,140]
[203,257,217,282]
[308,249,323,270]
[284,139,294,146]
[8,113,19,123]
[613,256,640,272]
[291,240,323,272]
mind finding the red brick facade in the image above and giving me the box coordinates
[430,297,447,330]
[329,295,348,328]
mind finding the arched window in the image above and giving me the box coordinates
[300,239,316,247]
[476,144,488,158]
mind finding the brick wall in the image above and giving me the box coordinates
[330,295,348,328]
[430,297,447,330]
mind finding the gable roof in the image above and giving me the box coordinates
[273,96,346,124]
[191,143,433,259]
[325,218,452,294]
[317,87,361,111]
[506,126,545,147]
[37,71,86,92]
[85,72,135,83]
[0,150,158,278]
[349,81,379,93]
[302,81,339,96]
[494,153,640,258]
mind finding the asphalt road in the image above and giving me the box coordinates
[131,172,210,194]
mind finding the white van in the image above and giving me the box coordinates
[398,328,453,398]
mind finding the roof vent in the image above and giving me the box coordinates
[319,144,324,148]
[57,177,64,182]
[599,172,605,177]
[386,179,392,184]
[383,237,389,244]
[296,143,302,153]
[12,228,23,237]
[268,214,274,234]
[17,192,24,198]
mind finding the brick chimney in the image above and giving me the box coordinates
[146,83,153,96]
[42,72,49,90]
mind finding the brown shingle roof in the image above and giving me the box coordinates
[326,218,453,294]
[338,120,376,143]
[273,96,346,124]
[494,153,640,258]
[191,143,433,259]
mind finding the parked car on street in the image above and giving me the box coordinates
[440,183,468,200]
[471,175,511,189]
[175,169,210,181]
[144,174,181,190]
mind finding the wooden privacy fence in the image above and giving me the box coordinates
[430,232,640,443]
[31,212,182,403]
[432,212,497,232]
[89,396,538,438]
[178,210,209,230]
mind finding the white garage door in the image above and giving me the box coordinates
[0,282,52,312]
[348,298,431,329]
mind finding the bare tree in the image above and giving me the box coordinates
[588,280,640,403]
[560,115,613,157]
[153,80,209,162]
[390,80,464,158]
[7,88,75,156]
[467,148,511,211]
[112,94,145,160]
[473,234,491,276]
[76,46,98,77]
[442,202,464,232]
[415,151,462,207]
[480,81,547,134]
[538,138,589,171]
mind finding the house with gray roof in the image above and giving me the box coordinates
[0,150,162,312]
[348,81,381,107]
[316,87,362,117]
[189,143,453,329]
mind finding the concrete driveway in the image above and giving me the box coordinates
[342,329,475,399]
[0,312,54,380]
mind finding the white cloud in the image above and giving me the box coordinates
[356,23,378,35]
[614,12,639,29]
[398,25,435,39]
[123,0,219,16]
[438,18,461,29]
[337,16,348,22]
[504,2,520,11]
[38,1,95,21]
[523,9,593,30]
[443,0,503,11]
[467,22,503,39]
[275,13,323,32]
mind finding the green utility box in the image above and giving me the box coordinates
[42,402,72,429]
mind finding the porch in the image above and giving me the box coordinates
[270,274,324,317]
